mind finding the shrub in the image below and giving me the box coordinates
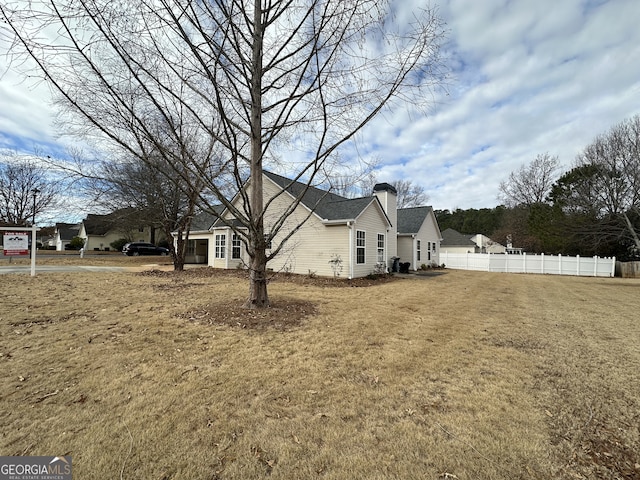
[366,273,391,281]
[328,254,343,278]
[69,236,85,250]
[110,238,129,252]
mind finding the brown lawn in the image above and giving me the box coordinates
[1,264,639,479]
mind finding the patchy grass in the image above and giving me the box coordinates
[1,268,639,479]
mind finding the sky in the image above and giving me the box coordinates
[1,0,639,215]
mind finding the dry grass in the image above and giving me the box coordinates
[1,266,639,480]
[2,251,172,267]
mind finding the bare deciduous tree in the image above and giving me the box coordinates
[98,154,206,271]
[329,172,429,209]
[392,179,429,209]
[498,153,560,208]
[0,151,59,225]
[571,115,640,253]
[1,0,446,308]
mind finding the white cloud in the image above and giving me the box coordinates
[355,0,640,210]
[1,0,639,215]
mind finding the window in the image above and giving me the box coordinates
[432,242,437,251]
[264,234,272,250]
[377,234,385,263]
[356,230,365,264]
[215,234,226,258]
[186,240,196,256]
[417,240,421,262]
[232,234,242,259]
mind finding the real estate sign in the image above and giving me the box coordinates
[3,232,29,256]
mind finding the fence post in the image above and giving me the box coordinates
[523,252,526,274]
[593,256,598,276]
[559,254,562,275]
[610,257,616,277]
[541,253,545,274]
[576,255,580,276]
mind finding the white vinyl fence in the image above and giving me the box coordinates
[441,252,616,277]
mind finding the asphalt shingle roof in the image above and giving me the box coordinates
[56,223,81,241]
[83,214,116,236]
[264,171,376,221]
[191,206,225,231]
[397,206,433,234]
[440,228,476,247]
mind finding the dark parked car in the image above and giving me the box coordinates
[122,242,169,256]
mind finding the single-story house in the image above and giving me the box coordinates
[441,228,509,254]
[54,222,82,251]
[440,228,477,254]
[180,171,442,278]
[470,233,506,254]
[78,211,156,251]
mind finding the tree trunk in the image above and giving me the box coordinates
[245,243,269,309]
[622,212,640,252]
[172,226,186,272]
[244,0,269,309]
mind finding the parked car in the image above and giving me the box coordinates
[122,242,169,256]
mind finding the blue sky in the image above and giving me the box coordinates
[1,0,639,213]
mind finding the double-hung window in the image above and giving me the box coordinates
[232,234,241,259]
[356,230,366,264]
[417,240,421,262]
[215,234,226,259]
[377,234,385,263]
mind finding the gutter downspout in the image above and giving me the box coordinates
[412,234,417,271]
[386,227,390,273]
[348,221,353,279]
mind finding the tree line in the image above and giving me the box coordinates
[437,115,640,261]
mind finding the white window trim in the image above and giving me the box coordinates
[356,230,366,265]
[215,234,226,259]
[232,233,242,259]
[377,233,385,264]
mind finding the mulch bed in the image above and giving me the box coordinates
[142,268,399,330]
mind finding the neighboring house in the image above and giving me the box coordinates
[440,228,477,254]
[54,223,82,251]
[79,212,156,251]
[182,171,441,278]
[470,233,506,254]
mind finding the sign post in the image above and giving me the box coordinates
[31,224,37,276]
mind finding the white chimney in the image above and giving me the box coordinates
[373,183,397,260]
